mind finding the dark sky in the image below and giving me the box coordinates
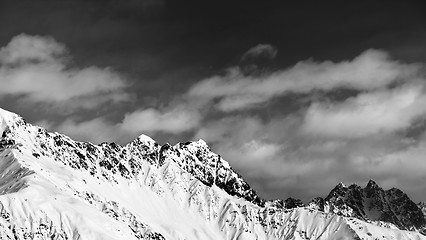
[2,0,425,77]
[1,0,426,202]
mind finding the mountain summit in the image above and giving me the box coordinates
[0,107,425,239]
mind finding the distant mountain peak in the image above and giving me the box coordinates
[310,179,426,233]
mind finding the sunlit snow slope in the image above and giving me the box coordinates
[0,107,424,240]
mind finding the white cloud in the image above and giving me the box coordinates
[119,107,201,135]
[48,106,202,144]
[240,140,281,162]
[241,44,278,60]
[0,34,66,65]
[189,49,420,111]
[0,34,130,112]
[302,83,426,138]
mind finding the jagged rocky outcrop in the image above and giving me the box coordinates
[308,180,426,233]
[0,107,425,240]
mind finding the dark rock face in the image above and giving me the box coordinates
[386,188,425,230]
[309,180,426,233]
[283,197,305,209]
[264,197,305,210]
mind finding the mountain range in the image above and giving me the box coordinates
[0,107,425,239]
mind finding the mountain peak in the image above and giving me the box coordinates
[196,138,207,146]
[326,181,349,200]
[0,107,21,127]
[366,179,380,190]
[134,134,156,145]
[0,108,28,142]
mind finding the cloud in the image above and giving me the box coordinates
[189,49,420,111]
[193,115,300,168]
[241,44,278,60]
[119,107,201,135]
[56,118,125,144]
[0,34,130,113]
[302,82,426,138]
[194,116,264,144]
[0,34,66,65]
[240,140,281,162]
[47,105,202,144]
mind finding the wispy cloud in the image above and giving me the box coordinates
[119,107,201,135]
[189,49,420,111]
[241,44,278,60]
[0,34,131,113]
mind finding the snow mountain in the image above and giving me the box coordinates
[0,107,425,240]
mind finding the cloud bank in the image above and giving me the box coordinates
[189,49,420,111]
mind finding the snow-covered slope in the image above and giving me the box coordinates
[0,107,425,240]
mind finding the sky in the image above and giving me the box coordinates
[1,0,426,202]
